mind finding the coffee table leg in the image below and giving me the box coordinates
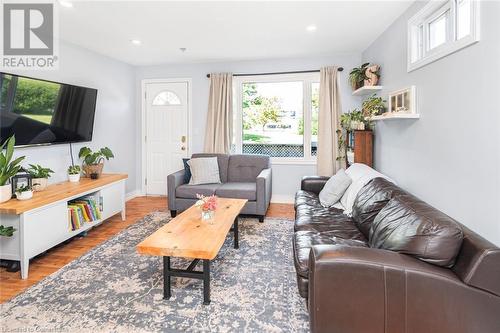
[233,217,239,249]
[203,259,210,305]
[163,256,171,300]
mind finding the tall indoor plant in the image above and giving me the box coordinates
[79,146,114,179]
[0,136,25,203]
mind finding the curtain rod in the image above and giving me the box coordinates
[206,68,343,78]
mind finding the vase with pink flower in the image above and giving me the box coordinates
[195,194,218,224]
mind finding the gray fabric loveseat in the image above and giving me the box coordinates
[167,153,272,221]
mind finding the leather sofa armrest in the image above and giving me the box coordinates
[308,245,467,333]
[301,176,329,195]
[167,169,186,210]
[256,168,272,215]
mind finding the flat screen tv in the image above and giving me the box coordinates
[0,72,98,147]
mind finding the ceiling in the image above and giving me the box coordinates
[59,1,413,66]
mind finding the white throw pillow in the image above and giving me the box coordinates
[318,169,352,207]
[188,157,221,185]
[339,163,395,216]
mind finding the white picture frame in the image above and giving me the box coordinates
[388,86,417,115]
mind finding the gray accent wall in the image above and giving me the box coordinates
[362,1,500,245]
[10,42,137,195]
[135,55,362,202]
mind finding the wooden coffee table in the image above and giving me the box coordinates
[136,198,247,305]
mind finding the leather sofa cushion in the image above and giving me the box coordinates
[227,154,270,182]
[216,182,256,201]
[295,190,321,209]
[369,195,464,267]
[293,230,367,278]
[176,184,221,199]
[352,178,408,237]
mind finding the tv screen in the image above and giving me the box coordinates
[0,73,97,147]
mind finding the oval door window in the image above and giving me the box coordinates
[152,91,181,106]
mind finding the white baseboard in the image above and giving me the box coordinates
[125,190,142,201]
[271,194,294,204]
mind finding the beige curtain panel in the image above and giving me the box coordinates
[204,73,233,153]
[317,66,342,176]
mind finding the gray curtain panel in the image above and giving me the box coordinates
[204,73,233,153]
[317,66,342,176]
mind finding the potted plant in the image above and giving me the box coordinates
[0,136,25,203]
[79,147,114,179]
[349,62,370,90]
[26,164,54,191]
[0,225,16,237]
[15,184,33,201]
[68,165,81,182]
[362,94,386,118]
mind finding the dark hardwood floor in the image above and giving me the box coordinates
[0,196,294,303]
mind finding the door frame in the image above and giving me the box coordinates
[141,78,193,195]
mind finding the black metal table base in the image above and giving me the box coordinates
[163,216,239,305]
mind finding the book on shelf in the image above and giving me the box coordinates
[68,196,102,231]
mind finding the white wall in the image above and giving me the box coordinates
[135,55,361,202]
[362,1,500,245]
[9,42,137,194]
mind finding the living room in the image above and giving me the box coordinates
[0,0,499,332]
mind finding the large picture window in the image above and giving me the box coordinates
[233,73,319,163]
[407,0,479,72]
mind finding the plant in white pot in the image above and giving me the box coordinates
[0,136,25,203]
[15,184,33,201]
[26,164,54,191]
[68,165,81,182]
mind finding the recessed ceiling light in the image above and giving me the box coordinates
[59,1,73,8]
[130,39,142,46]
[306,25,317,32]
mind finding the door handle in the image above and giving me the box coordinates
[181,146,186,151]
[181,136,186,143]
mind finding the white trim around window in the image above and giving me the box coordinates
[232,72,319,164]
[407,0,480,72]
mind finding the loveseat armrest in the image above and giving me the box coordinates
[256,168,272,216]
[308,245,472,333]
[301,176,329,195]
[167,169,186,211]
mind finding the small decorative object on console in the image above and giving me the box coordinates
[11,168,32,199]
[15,184,33,201]
[388,86,417,115]
[68,165,81,183]
[195,194,218,224]
[26,164,54,191]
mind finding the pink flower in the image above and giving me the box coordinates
[195,194,218,211]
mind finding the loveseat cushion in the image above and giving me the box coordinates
[176,184,221,199]
[216,182,256,201]
[293,230,367,278]
[191,153,229,183]
[295,190,321,209]
[352,177,408,238]
[369,195,464,267]
[227,154,270,182]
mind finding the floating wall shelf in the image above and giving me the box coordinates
[370,113,420,121]
[352,85,383,96]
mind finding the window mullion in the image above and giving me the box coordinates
[303,80,312,159]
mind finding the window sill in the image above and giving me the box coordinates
[270,159,317,166]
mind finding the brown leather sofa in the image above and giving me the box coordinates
[294,176,500,333]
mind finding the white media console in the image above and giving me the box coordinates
[0,174,127,279]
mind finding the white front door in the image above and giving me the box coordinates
[145,81,189,195]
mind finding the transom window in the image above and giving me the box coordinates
[152,90,181,105]
[233,73,319,162]
[408,0,479,72]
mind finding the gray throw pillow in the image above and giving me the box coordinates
[319,169,352,208]
[188,157,221,185]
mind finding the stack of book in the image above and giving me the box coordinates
[68,197,102,231]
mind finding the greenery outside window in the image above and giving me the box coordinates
[233,73,319,163]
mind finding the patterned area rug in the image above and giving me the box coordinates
[0,212,309,332]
